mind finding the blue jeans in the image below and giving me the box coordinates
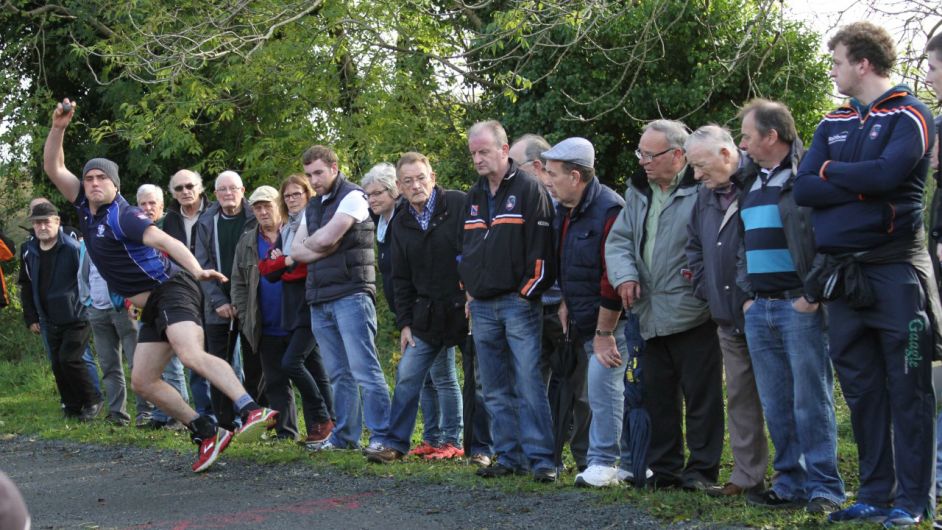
[385,338,462,453]
[744,297,844,504]
[151,356,189,424]
[419,347,462,446]
[469,294,554,472]
[310,292,391,447]
[584,320,632,468]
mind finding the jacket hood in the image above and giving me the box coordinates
[628,164,697,195]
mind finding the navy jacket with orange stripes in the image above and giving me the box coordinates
[458,160,557,301]
[794,85,935,252]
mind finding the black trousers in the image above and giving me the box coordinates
[643,319,724,484]
[828,262,935,516]
[257,329,333,438]
[46,321,98,414]
[205,323,265,430]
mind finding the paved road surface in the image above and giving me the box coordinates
[0,436,686,529]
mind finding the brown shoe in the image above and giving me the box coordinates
[706,482,745,497]
[305,420,334,445]
[365,447,404,464]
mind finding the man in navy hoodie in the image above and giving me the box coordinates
[794,22,937,526]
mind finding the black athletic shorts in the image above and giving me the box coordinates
[138,270,204,343]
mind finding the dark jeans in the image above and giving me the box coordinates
[206,323,264,429]
[46,321,99,414]
[257,334,298,438]
[643,320,724,484]
[258,328,333,438]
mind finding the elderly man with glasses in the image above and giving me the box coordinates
[194,171,265,432]
[605,119,724,491]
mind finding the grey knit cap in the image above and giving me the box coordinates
[82,158,120,189]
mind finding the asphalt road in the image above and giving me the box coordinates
[0,436,689,530]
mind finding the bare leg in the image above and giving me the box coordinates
[166,321,251,404]
[130,341,199,424]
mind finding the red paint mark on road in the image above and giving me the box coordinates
[123,492,375,530]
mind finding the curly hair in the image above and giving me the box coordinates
[827,21,897,77]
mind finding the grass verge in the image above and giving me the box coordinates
[0,296,910,529]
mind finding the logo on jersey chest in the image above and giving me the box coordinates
[869,124,882,140]
[827,131,848,145]
[96,224,106,238]
[470,204,479,216]
[504,195,517,211]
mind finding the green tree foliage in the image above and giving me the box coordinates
[0,0,833,224]
[480,0,833,188]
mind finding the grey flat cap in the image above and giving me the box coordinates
[541,137,595,168]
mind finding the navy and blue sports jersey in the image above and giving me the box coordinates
[73,187,175,297]
[794,85,935,252]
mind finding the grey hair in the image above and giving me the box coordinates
[169,169,204,193]
[642,119,690,150]
[685,124,738,154]
[360,162,400,197]
[136,184,164,205]
[215,170,243,189]
[468,120,509,147]
[512,134,551,164]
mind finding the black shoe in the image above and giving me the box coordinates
[79,401,104,422]
[476,464,523,478]
[681,476,712,492]
[746,489,803,509]
[105,413,130,427]
[532,468,557,483]
[645,474,682,490]
[805,497,841,514]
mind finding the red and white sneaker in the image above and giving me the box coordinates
[425,443,465,460]
[192,428,233,473]
[236,408,278,442]
[408,441,438,457]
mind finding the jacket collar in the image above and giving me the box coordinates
[629,165,697,196]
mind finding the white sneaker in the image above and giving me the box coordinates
[575,465,621,487]
[305,439,336,452]
[616,468,654,482]
[362,441,384,455]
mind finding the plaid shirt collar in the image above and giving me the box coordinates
[409,187,438,231]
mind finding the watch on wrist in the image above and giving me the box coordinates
[595,329,614,337]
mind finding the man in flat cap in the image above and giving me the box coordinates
[42,98,277,472]
[541,137,629,487]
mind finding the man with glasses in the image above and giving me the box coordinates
[605,120,724,490]
[194,171,265,432]
[164,170,209,252]
[162,169,214,421]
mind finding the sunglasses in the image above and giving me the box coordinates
[173,183,197,192]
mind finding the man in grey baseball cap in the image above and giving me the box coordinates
[541,136,633,487]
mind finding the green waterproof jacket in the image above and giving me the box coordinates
[605,167,711,340]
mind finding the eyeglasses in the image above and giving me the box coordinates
[634,147,676,162]
[173,183,197,192]
[283,192,304,201]
[398,174,429,188]
[215,186,242,194]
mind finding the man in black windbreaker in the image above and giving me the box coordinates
[459,120,558,482]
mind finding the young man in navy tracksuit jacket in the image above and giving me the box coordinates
[794,22,936,525]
